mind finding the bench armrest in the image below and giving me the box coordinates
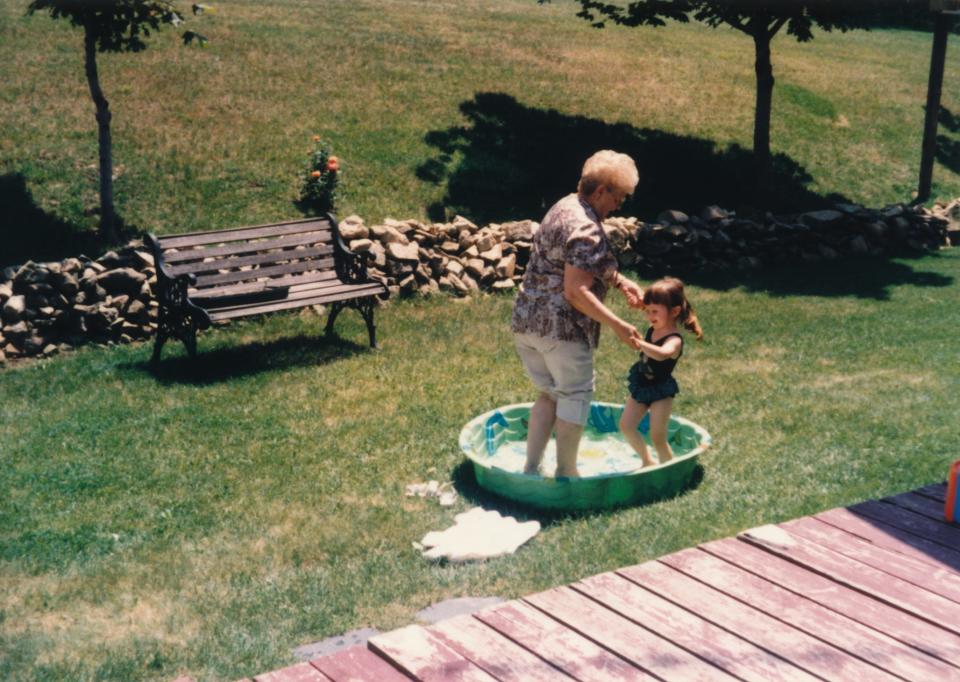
[146,233,211,329]
[327,212,373,285]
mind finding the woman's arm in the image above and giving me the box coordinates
[564,264,642,349]
[637,336,682,361]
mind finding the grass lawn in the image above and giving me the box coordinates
[1,247,958,681]
[5,0,960,264]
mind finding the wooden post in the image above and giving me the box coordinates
[918,10,954,203]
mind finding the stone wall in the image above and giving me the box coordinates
[1,199,957,366]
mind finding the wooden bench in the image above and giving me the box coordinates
[146,214,388,364]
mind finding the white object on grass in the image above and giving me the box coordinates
[419,507,540,562]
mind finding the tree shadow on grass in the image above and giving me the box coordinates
[0,172,140,268]
[123,332,368,385]
[417,92,848,225]
[450,460,704,527]
[936,106,960,175]
[675,252,953,300]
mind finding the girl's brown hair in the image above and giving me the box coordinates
[642,277,703,340]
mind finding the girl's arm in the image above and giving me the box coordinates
[637,335,682,361]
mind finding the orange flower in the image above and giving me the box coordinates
[312,135,321,142]
[310,170,321,179]
[326,156,339,172]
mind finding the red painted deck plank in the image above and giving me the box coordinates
[852,499,960,549]
[740,524,960,634]
[815,507,960,572]
[618,559,899,681]
[428,613,572,681]
[309,644,411,681]
[784,516,960,603]
[525,586,735,681]
[885,491,952,521]
[574,570,820,682]
[475,600,649,682]
[368,625,497,682]
[661,547,957,681]
[253,661,332,682]
[702,537,960,668]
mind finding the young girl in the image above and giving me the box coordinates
[619,277,702,467]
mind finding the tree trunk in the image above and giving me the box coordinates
[752,30,774,174]
[84,28,117,244]
[917,12,952,204]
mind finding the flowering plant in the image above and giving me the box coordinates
[299,136,340,215]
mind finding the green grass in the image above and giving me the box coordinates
[2,248,958,681]
[5,0,960,264]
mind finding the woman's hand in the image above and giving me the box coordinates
[617,277,645,309]
[614,321,643,350]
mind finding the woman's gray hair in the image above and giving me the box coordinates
[577,150,639,196]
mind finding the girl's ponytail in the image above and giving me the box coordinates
[679,300,703,340]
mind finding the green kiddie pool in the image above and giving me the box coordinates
[459,402,711,511]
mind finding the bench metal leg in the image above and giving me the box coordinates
[324,301,345,337]
[151,329,169,367]
[358,299,378,349]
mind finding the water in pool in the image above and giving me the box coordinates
[487,432,645,477]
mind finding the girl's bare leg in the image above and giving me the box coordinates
[620,397,655,466]
[648,398,674,463]
[524,392,556,474]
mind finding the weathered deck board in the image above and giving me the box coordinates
[661,546,957,681]
[573,570,820,682]
[368,625,497,682]
[740,524,960,633]
[885,491,952,521]
[618,559,899,681]
[250,482,960,681]
[703,538,960,667]
[852,499,960,548]
[475,601,649,682]
[309,644,412,681]
[253,661,332,682]
[428,613,572,681]
[915,482,948,503]
[814,507,960,571]
[525,586,734,681]
[783,516,960,603]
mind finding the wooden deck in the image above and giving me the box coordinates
[246,483,960,681]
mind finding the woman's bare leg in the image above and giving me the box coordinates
[524,392,556,474]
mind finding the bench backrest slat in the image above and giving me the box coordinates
[189,270,340,300]
[163,230,332,264]
[167,244,334,277]
[192,256,336,289]
[158,218,331,250]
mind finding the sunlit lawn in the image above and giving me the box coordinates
[1,248,958,681]
[4,0,960,265]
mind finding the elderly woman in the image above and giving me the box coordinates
[511,150,644,478]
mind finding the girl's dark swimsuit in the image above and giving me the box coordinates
[628,328,684,406]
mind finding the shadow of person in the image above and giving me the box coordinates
[417,92,847,225]
[125,332,368,385]
[0,172,139,268]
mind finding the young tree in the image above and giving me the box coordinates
[547,1,927,173]
[26,1,205,243]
